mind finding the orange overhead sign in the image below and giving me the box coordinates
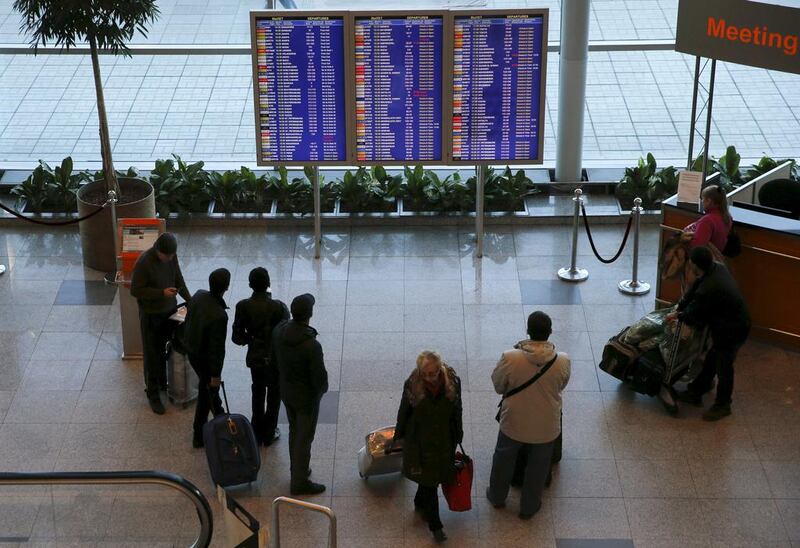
[676,0,800,75]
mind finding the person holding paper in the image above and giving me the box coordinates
[682,185,733,251]
[130,232,192,415]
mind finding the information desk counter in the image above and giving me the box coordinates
[658,197,800,349]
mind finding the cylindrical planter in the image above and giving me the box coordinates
[77,177,156,272]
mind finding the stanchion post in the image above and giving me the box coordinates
[618,197,650,296]
[557,188,588,282]
[475,165,486,258]
[313,166,321,260]
[105,190,119,285]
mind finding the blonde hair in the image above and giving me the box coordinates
[702,185,731,225]
[406,350,457,406]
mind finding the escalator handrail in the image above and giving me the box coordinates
[0,470,213,548]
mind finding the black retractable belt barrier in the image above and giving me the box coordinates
[0,200,107,226]
[580,203,633,264]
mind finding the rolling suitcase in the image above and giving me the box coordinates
[599,327,641,381]
[203,382,261,487]
[357,426,403,479]
[166,342,198,407]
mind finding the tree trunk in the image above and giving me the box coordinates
[89,35,120,198]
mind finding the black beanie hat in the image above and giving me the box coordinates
[291,293,315,321]
[690,246,714,273]
[209,268,231,294]
[248,267,271,292]
[154,232,178,255]
[527,311,553,340]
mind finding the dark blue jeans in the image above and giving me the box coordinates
[488,430,554,516]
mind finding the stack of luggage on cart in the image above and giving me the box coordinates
[600,307,710,414]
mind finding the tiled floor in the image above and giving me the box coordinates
[0,223,799,546]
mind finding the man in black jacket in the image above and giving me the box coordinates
[183,268,231,448]
[232,267,289,446]
[668,247,751,421]
[272,293,328,495]
[130,233,192,415]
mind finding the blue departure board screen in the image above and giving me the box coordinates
[253,15,347,164]
[354,15,444,163]
[452,14,547,163]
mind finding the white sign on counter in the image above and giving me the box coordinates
[678,170,704,204]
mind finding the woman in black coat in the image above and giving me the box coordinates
[392,350,463,543]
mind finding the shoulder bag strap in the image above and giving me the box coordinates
[498,353,559,407]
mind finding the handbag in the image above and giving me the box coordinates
[722,227,741,257]
[495,354,558,422]
[442,444,473,512]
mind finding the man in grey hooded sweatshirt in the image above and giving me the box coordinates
[486,311,570,519]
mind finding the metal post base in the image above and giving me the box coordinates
[558,267,588,282]
[618,280,651,295]
[0,265,5,275]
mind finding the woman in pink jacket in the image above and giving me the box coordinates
[682,185,732,252]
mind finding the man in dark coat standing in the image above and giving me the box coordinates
[183,268,231,448]
[232,267,289,446]
[669,246,751,421]
[271,293,328,495]
[130,232,191,415]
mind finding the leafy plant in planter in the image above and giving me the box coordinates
[208,170,246,214]
[423,171,472,212]
[617,153,658,210]
[10,157,89,213]
[47,156,88,212]
[372,166,403,206]
[337,167,397,213]
[690,146,746,192]
[14,0,159,199]
[403,165,429,211]
[11,163,51,214]
[489,167,536,212]
[149,155,211,216]
[745,156,799,182]
[239,167,271,213]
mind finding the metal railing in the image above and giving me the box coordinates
[0,470,213,548]
[271,496,336,548]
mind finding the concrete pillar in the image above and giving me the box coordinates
[555,0,591,182]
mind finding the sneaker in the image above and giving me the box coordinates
[148,396,165,415]
[432,529,447,543]
[702,403,732,422]
[485,487,505,509]
[261,427,281,447]
[290,481,326,495]
[676,389,703,407]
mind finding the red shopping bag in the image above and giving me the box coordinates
[442,445,473,512]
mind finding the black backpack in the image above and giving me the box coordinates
[722,228,741,258]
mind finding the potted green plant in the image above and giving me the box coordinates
[14,0,160,271]
[208,170,246,214]
[336,167,398,214]
[148,155,211,217]
[745,156,798,182]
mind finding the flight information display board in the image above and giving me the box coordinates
[354,13,445,163]
[451,11,548,164]
[251,13,349,165]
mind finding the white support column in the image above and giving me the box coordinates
[555,0,591,183]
